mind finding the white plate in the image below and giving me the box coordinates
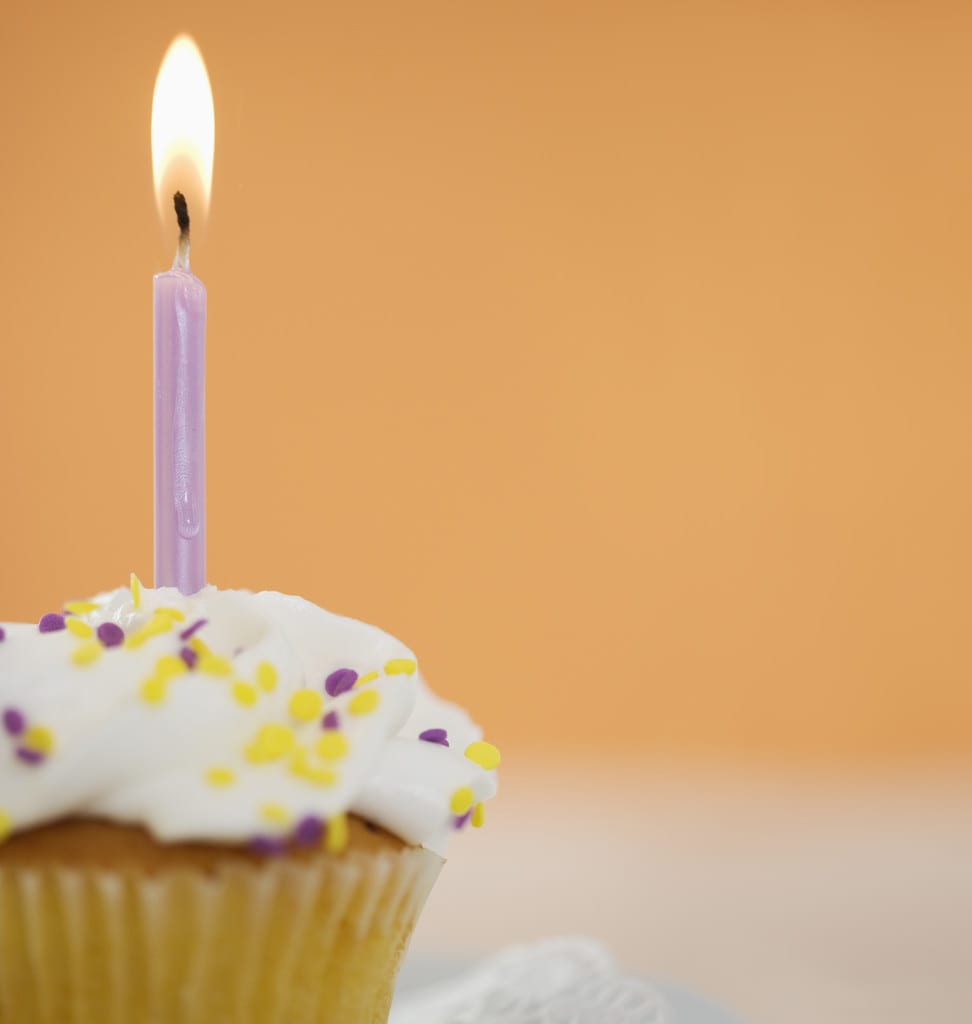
[392,941,743,1023]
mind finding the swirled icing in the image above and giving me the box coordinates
[0,581,498,856]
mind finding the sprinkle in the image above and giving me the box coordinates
[179,646,198,669]
[124,616,173,649]
[0,812,10,841]
[140,677,168,704]
[464,740,501,771]
[419,728,449,746]
[244,724,296,763]
[22,725,54,755]
[450,786,474,816]
[348,689,380,716]
[384,658,417,677]
[256,662,278,693]
[155,654,188,680]
[249,836,286,857]
[453,810,473,830]
[0,627,5,642]
[293,815,324,847]
[188,636,211,657]
[232,682,258,707]
[130,573,142,609]
[66,617,93,639]
[155,606,186,623]
[71,641,102,666]
[324,668,358,697]
[472,803,485,828]
[206,767,236,787]
[326,813,349,853]
[315,732,349,761]
[355,671,379,687]
[179,618,207,641]
[64,600,99,615]
[289,749,338,787]
[260,803,291,825]
[199,654,232,677]
[16,747,44,765]
[321,710,340,730]
[97,622,125,648]
[289,689,323,722]
[2,709,25,736]
[38,613,66,633]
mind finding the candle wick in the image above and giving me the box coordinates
[172,191,191,271]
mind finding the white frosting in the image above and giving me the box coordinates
[0,584,498,856]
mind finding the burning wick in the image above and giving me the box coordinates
[173,191,191,270]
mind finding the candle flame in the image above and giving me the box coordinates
[152,35,214,224]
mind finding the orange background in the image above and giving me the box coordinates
[1,1,970,762]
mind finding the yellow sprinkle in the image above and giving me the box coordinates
[315,732,349,761]
[464,740,501,771]
[140,677,168,704]
[384,658,417,677]
[199,654,233,677]
[71,641,102,666]
[244,724,296,763]
[0,812,10,843]
[155,654,188,681]
[472,803,485,828]
[23,725,54,755]
[450,786,475,816]
[326,813,348,853]
[260,803,291,825]
[206,767,236,787]
[256,662,278,693]
[64,600,99,615]
[348,690,380,716]
[188,636,211,657]
[66,618,94,639]
[232,682,258,707]
[355,671,379,687]
[288,689,323,722]
[289,749,338,787]
[154,606,186,622]
[124,616,172,650]
[124,628,149,650]
[130,573,142,610]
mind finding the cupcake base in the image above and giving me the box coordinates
[0,817,442,1024]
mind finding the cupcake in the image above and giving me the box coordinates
[0,577,499,1023]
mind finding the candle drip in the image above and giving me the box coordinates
[172,191,191,271]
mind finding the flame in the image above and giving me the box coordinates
[152,35,214,223]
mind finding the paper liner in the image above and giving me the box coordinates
[0,844,441,1024]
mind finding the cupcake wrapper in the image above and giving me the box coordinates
[0,845,441,1024]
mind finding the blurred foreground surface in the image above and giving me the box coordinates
[410,753,972,1024]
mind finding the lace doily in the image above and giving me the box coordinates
[390,937,670,1024]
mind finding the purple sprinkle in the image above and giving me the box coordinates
[419,728,449,747]
[325,668,358,697]
[3,708,25,736]
[179,618,208,641]
[0,626,6,642]
[179,646,199,669]
[321,710,340,730]
[38,613,66,634]
[293,815,324,848]
[249,835,287,857]
[452,810,473,830]
[96,622,125,648]
[16,747,44,766]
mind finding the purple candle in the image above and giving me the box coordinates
[151,36,214,596]
[154,193,206,594]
